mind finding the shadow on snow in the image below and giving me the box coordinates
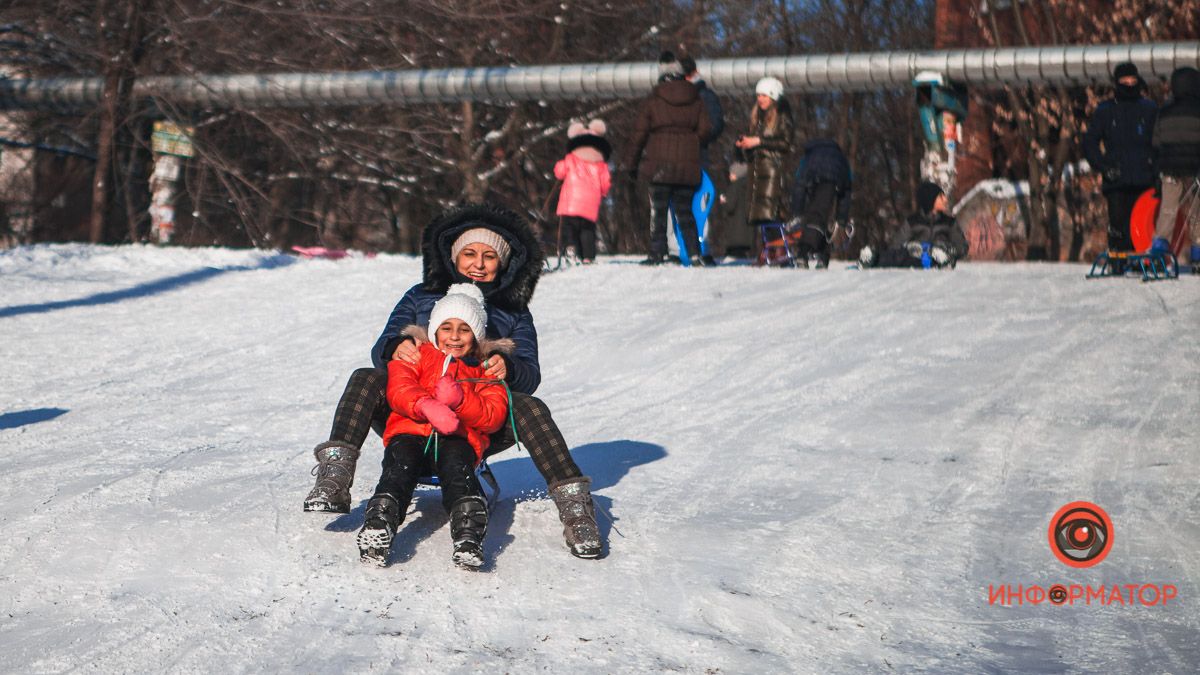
[0,256,295,319]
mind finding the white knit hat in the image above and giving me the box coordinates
[755,76,784,101]
[428,283,487,347]
[451,227,512,268]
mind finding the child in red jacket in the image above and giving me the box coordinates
[554,119,612,264]
[357,283,512,568]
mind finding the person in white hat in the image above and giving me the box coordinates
[356,282,513,569]
[735,76,795,252]
[305,203,604,560]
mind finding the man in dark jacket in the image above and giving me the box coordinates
[680,55,725,172]
[1152,66,1200,268]
[623,51,713,266]
[789,139,853,267]
[1083,62,1158,255]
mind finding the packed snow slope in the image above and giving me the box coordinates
[1,244,1198,673]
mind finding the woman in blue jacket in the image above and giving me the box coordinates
[304,203,602,559]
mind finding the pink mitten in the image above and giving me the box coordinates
[415,398,460,435]
[434,374,464,409]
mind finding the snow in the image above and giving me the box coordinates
[1,243,1198,672]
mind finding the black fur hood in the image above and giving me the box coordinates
[421,203,545,312]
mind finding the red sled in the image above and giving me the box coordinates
[1129,188,1191,255]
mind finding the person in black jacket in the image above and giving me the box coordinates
[1151,66,1200,267]
[303,203,603,559]
[860,181,968,269]
[789,139,853,268]
[680,55,725,172]
[1083,62,1158,255]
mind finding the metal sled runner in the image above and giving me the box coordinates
[1086,250,1179,281]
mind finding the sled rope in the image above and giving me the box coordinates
[456,376,523,454]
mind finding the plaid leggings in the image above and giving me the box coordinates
[327,367,582,485]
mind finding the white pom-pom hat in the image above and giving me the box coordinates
[428,283,487,346]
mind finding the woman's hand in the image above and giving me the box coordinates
[392,339,420,364]
[735,135,761,150]
[482,355,507,381]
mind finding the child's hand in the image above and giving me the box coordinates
[415,398,460,435]
[434,374,464,409]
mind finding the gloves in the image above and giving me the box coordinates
[1103,167,1122,182]
[434,374,464,409]
[415,398,460,435]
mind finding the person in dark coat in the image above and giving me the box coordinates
[789,139,853,267]
[680,55,725,172]
[718,160,752,257]
[1151,66,1200,267]
[1083,62,1158,254]
[860,181,968,269]
[623,51,713,266]
[304,203,603,559]
[736,77,795,227]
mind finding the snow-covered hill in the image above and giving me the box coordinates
[1,244,1197,673]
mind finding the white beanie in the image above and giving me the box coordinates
[755,76,784,101]
[428,283,487,347]
[451,227,512,268]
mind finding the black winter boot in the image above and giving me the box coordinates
[303,442,359,513]
[448,496,488,569]
[549,477,603,559]
[356,493,405,566]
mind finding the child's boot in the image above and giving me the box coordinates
[303,442,359,513]
[449,496,488,569]
[356,493,405,566]
[549,476,602,559]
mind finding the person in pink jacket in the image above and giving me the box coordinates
[553,119,612,264]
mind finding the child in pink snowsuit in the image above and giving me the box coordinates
[553,119,612,264]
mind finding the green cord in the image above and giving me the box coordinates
[422,430,438,462]
[456,377,523,454]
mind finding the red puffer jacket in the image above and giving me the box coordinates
[383,340,510,461]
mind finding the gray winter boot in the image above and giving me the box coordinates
[448,496,489,569]
[549,477,602,559]
[302,441,359,513]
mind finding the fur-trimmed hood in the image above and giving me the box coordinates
[421,203,544,313]
[400,324,515,360]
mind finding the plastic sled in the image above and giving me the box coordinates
[1086,250,1179,281]
[291,246,350,260]
[1129,188,1160,253]
[667,170,715,266]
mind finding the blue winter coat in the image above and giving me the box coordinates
[370,284,541,395]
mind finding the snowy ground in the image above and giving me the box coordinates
[1,243,1197,673]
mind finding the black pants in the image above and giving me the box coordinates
[560,216,597,260]
[374,434,481,512]
[1105,187,1148,252]
[795,182,838,258]
[648,183,700,259]
[327,367,583,485]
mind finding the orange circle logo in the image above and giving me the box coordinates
[1048,502,1113,568]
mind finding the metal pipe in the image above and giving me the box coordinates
[1,42,1196,110]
